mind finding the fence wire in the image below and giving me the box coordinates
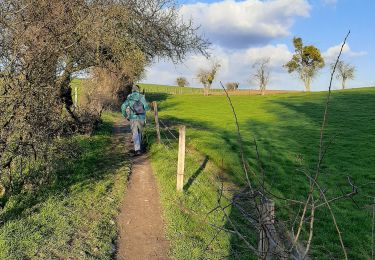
[145,113,244,258]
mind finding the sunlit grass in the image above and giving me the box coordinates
[145,87,375,259]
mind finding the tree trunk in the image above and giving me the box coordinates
[261,84,266,95]
[304,78,311,92]
[57,60,80,121]
[342,79,346,90]
[204,84,210,96]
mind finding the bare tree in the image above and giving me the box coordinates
[252,58,270,95]
[197,60,220,96]
[332,60,355,89]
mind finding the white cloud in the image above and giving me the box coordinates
[231,44,293,68]
[323,43,367,62]
[145,44,294,89]
[143,1,373,91]
[180,0,311,48]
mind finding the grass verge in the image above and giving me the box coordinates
[0,112,129,260]
[145,137,235,259]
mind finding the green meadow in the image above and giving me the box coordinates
[140,83,226,95]
[1,82,373,259]
[143,86,375,259]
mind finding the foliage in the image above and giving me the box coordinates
[145,87,375,259]
[225,82,240,91]
[251,58,270,95]
[176,77,189,88]
[332,60,355,89]
[197,60,221,96]
[284,37,325,91]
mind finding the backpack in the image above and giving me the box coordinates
[132,98,145,115]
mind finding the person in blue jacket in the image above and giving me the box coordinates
[121,85,150,155]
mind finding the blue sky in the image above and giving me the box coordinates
[145,0,375,91]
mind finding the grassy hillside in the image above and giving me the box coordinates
[0,113,129,259]
[139,83,300,96]
[139,83,227,95]
[144,87,375,259]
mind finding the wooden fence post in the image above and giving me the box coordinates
[258,200,276,260]
[153,101,161,144]
[176,125,186,192]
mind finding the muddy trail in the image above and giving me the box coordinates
[114,119,169,260]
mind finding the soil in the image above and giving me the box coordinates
[115,119,169,260]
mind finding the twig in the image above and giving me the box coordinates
[202,228,222,258]
[219,205,259,255]
[292,31,351,256]
[315,177,358,208]
[301,168,348,259]
[219,81,254,191]
[302,196,315,259]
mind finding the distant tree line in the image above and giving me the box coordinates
[185,37,355,95]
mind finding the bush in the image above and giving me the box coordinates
[225,82,239,91]
[176,77,189,88]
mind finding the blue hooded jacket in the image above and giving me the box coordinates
[121,91,150,121]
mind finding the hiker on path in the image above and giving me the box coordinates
[121,84,150,156]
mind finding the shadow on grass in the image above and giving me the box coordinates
[224,90,375,259]
[153,89,375,259]
[0,121,130,226]
[184,155,209,192]
[144,92,171,103]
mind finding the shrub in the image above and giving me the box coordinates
[176,77,189,87]
[225,82,239,91]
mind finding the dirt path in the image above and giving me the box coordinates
[115,119,169,260]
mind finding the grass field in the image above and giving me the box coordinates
[139,83,299,96]
[144,87,375,259]
[140,83,212,95]
[0,112,129,260]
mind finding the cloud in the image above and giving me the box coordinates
[145,44,294,88]
[323,43,367,62]
[180,0,311,48]
[143,1,373,91]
